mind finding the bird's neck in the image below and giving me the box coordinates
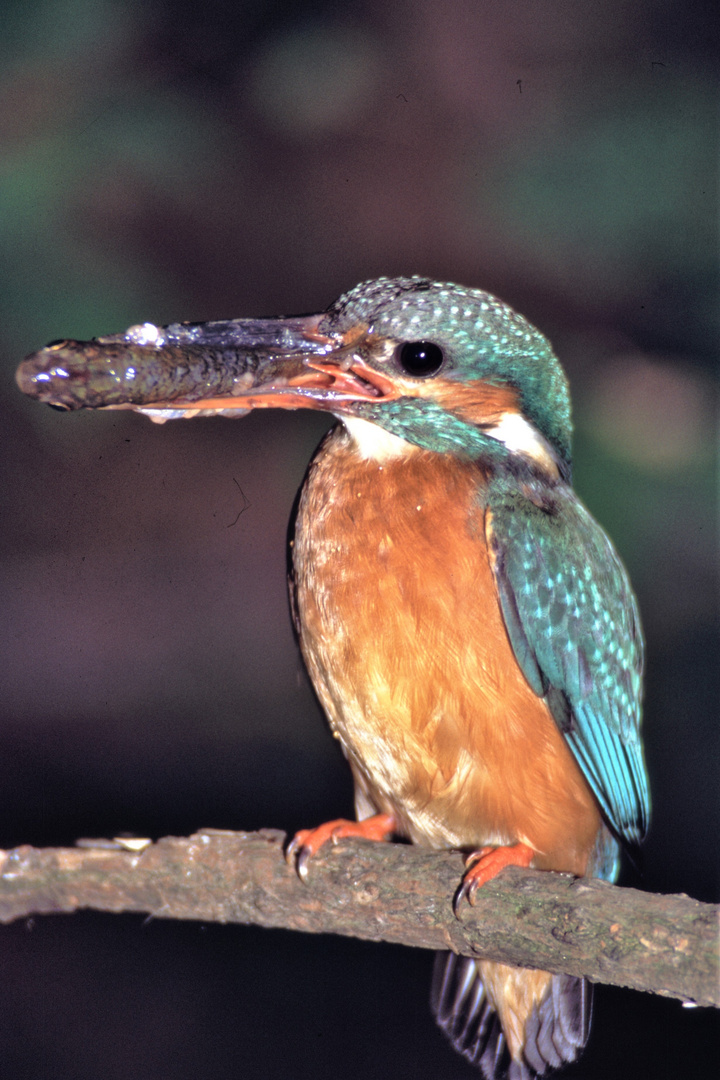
[337,415,567,497]
[341,416,414,464]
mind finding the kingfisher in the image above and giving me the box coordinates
[18,276,649,1079]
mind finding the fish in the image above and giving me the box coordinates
[15,313,360,422]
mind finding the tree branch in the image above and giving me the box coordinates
[1,829,716,1007]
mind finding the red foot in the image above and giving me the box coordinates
[455,841,534,912]
[286,813,396,881]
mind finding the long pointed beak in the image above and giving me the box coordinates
[16,314,397,418]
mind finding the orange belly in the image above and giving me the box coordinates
[292,426,602,876]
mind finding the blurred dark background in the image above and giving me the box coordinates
[1,1,717,1077]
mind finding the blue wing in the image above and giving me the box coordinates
[487,484,649,848]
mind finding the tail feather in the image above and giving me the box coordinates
[432,953,513,1077]
[521,974,591,1074]
[431,952,592,1079]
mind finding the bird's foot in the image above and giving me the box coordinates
[286,813,396,882]
[454,841,534,913]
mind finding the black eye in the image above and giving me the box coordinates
[396,340,444,377]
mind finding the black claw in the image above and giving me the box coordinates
[285,835,312,881]
[296,848,311,882]
[285,835,300,865]
[453,876,479,917]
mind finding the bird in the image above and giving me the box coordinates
[18,276,650,1079]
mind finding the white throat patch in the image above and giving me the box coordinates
[343,416,413,462]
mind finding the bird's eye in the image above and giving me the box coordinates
[396,340,444,377]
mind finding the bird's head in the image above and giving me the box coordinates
[18,276,572,480]
[311,277,572,478]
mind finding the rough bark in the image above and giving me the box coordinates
[1,829,716,1007]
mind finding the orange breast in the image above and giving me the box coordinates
[292,426,602,876]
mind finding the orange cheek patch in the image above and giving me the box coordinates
[413,377,520,428]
